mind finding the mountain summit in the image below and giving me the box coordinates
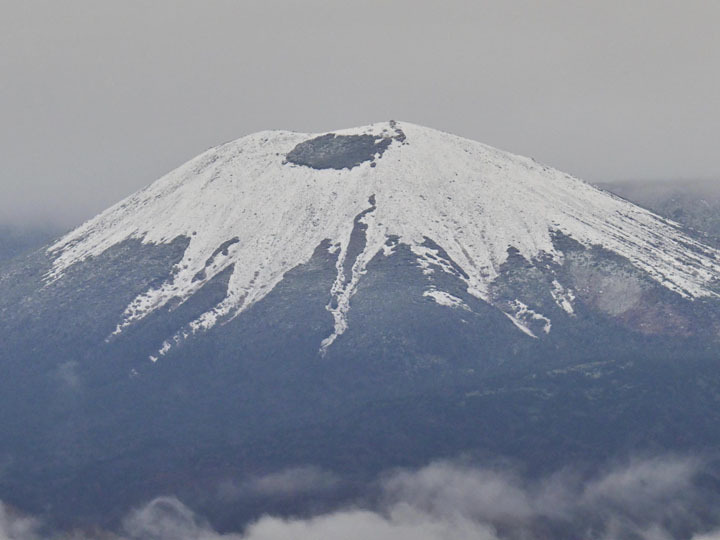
[47,121,720,358]
[2,121,720,528]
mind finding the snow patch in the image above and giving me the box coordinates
[504,313,538,339]
[551,279,576,315]
[320,199,385,355]
[423,289,471,311]
[509,299,552,336]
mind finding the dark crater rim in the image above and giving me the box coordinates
[284,125,406,171]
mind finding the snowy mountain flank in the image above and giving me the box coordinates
[6,122,720,530]
[48,121,720,357]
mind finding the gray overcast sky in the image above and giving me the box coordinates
[2,0,719,228]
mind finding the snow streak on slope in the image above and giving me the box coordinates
[48,122,720,357]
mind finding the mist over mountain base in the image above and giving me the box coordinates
[5,455,720,540]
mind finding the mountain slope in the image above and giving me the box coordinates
[598,179,720,245]
[1,121,720,530]
[47,121,720,358]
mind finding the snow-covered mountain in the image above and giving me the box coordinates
[2,121,720,530]
[47,121,720,358]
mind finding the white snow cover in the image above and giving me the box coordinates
[47,121,720,357]
[423,289,471,311]
[551,279,576,315]
[507,299,552,338]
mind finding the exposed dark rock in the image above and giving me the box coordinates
[342,195,377,284]
[286,134,392,170]
[193,237,240,282]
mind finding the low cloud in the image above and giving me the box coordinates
[55,361,82,391]
[4,455,720,540]
[116,455,720,540]
[217,466,340,502]
[376,456,712,540]
[0,501,42,540]
[123,497,218,540]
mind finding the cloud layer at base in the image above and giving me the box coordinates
[4,455,720,540]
